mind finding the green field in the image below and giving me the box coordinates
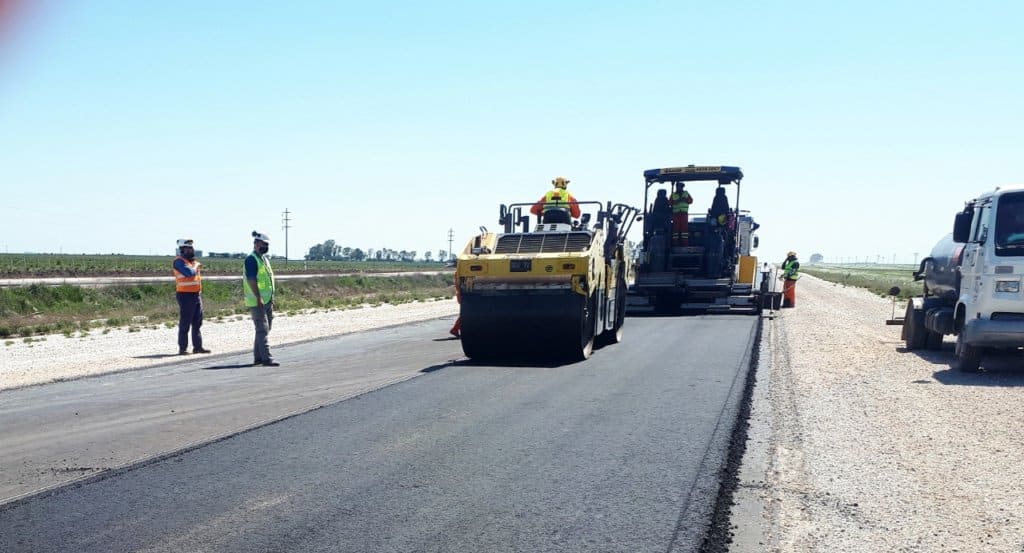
[0,253,443,278]
[802,264,920,299]
[0,273,454,339]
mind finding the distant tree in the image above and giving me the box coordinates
[375,250,383,260]
[424,251,432,262]
[341,247,352,259]
[437,250,447,262]
[408,251,417,262]
[809,253,824,264]
[351,248,366,261]
[322,239,337,258]
[307,243,324,260]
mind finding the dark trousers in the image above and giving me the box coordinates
[176,292,204,351]
[251,302,274,363]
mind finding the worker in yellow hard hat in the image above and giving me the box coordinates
[530,176,581,221]
[670,182,694,246]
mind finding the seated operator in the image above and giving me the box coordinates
[531,176,581,224]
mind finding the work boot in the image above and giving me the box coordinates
[261,360,280,367]
[178,350,190,355]
[193,348,212,354]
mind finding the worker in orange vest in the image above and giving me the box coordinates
[450,266,462,338]
[531,176,581,222]
[173,239,211,355]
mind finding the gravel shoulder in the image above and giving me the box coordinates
[0,299,458,391]
[733,274,1024,552]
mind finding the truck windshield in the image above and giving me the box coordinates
[995,192,1024,255]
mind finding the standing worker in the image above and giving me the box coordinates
[670,182,693,246]
[530,176,581,222]
[173,239,210,355]
[245,231,279,366]
[780,251,801,308]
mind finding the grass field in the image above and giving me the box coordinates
[802,264,920,299]
[0,253,444,278]
[0,273,454,339]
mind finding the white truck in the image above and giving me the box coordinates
[903,185,1024,371]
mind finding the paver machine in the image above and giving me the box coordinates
[455,198,640,361]
[630,165,762,314]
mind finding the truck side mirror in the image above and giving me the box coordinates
[752,236,760,249]
[953,211,972,243]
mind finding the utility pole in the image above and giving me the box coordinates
[447,228,454,261]
[281,208,292,264]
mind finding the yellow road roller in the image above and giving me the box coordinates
[455,200,639,361]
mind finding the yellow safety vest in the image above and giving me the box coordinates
[670,191,692,214]
[243,252,275,307]
[544,189,571,211]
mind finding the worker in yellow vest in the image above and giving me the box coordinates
[173,239,210,355]
[780,251,801,308]
[530,176,581,222]
[244,231,278,366]
[670,182,693,246]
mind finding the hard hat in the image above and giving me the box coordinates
[787,251,797,257]
[176,239,194,248]
[252,230,271,243]
[551,176,570,189]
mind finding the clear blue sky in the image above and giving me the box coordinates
[1,1,1021,263]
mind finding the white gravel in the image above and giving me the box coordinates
[743,273,1024,552]
[0,298,458,391]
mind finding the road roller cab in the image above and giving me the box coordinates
[455,199,639,362]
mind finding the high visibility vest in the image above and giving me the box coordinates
[670,191,692,213]
[543,189,571,211]
[173,256,202,293]
[782,259,801,280]
[243,252,275,307]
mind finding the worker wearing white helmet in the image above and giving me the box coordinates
[172,238,211,355]
[244,231,278,366]
[530,176,581,222]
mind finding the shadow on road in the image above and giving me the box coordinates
[201,363,257,371]
[132,353,182,360]
[897,344,1024,385]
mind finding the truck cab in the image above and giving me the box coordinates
[953,185,1024,370]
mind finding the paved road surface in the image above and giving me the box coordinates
[0,315,758,552]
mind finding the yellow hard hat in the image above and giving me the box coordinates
[787,251,797,257]
[551,176,570,189]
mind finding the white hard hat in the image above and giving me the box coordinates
[176,238,194,248]
[252,230,270,243]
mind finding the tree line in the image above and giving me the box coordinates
[306,240,451,263]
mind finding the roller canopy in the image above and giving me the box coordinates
[644,165,743,185]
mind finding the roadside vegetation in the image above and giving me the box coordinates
[0,253,444,278]
[802,264,919,299]
[0,274,454,338]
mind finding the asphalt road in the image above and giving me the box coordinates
[0,315,758,552]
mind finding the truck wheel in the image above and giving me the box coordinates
[954,332,980,372]
[903,301,927,350]
[924,330,943,350]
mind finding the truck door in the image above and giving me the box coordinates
[961,202,989,303]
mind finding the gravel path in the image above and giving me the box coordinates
[0,299,458,391]
[744,274,1024,552]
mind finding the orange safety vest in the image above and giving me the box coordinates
[173,256,202,293]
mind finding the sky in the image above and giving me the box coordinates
[1,1,1021,264]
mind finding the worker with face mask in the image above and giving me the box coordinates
[244,231,278,366]
[173,239,210,355]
